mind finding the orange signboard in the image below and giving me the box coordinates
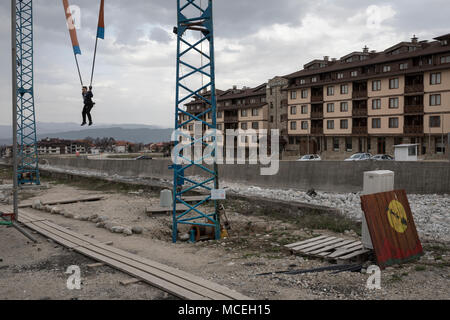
[360,190,423,269]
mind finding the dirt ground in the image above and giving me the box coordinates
[0,174,449,300]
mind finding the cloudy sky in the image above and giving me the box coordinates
[0,0,449,128]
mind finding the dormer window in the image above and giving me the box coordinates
[408,46,417,52]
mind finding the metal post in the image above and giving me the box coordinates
[11,0,18,222]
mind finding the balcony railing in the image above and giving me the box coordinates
[311,95,323,103]
[311,127,323,135]
[405,84,424,94]
[311,111,324,119]
[404,126,424,134]
[404,104,424,114]
[352,108,368,117]
[224,116,239,123]
[352,90,368,99]
[352,126,368,135]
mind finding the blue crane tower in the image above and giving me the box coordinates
[172,0,221,243]
[14,0,40,185]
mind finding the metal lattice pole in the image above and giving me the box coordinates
[172,0,220,243]
[15,0,40,185]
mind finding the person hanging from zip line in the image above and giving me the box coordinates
[81,86,95,126]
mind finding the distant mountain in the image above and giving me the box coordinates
[0,122,163,140]
[0,126,173,145]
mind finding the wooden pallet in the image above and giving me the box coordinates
[285,236,371,263]
[16,210,250,300]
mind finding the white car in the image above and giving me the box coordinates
[371,154,394,161]
[297,154,322,161]
[344,153,372,161]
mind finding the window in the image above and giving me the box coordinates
[300,79,306,84]
[408,146,417,156]
[383,65,391,72]
[327,103,335,113]
[241,109,247,117]
[270,116,274,123]
[399,63,408,70]
[301,89,308,99]
[341,84,348,94]
[270,102,274,109]
[250,98,257,104]
[389,117,399,128]
[430,116,441,128]
[252,122,259,130]
[337,73,344,79]
[351,71,358,77]
[340,102,349,112]
[207,112,212,119]
[346,137,352,152]
[430,73,441,85]
[301,105,308,114]
[217,111,223,118]
[269,88,273,96]
[440,56,450,64]
[389,78,399,89]
[327,86,334,96]
[333,138,340,151]
[430,94,441,106]
[290,106,297,115]
[372,99,381,110]
[327,120,335,129]
[261,97,266,103]
[389,97,399,109]
[301,121,308,130]
[372,118,381,129]
[290,91,297,100]
[311,77,318,83]
[341,119,348,129]
[290,121,297,130]
[225,101,231,106]
[241,122,248,130]
[372,80,381,91]
[252,108,259,116]
[217,124,223,130]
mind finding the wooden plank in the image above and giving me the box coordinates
[308,240,356,255]
[74,246,208,300]
[19,210,250,300]
[318,241,361,257]
[301,238,347,254]
[284,235,328,248]
[291,237,336,251]
[146,204,190,215]
[87,263,105,269]
[327,245,364,258]
[337,249,371,261]
[19,196,105,209]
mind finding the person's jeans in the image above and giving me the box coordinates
[82,104,93,124]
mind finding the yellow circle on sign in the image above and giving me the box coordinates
[387,200,408,234]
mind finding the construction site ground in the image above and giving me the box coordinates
[0,170,449,300]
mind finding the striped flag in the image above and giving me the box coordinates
[62,0,81,55]
[97,0,105,39]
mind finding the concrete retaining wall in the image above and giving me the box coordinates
[42,157,450,194]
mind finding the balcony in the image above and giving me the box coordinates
[352,90,368,99]
[311,127,323,135]
[224,116,238,123]
[405,84,424,94]
[404,126,424,135]
[311,95,323,103]
[311,111,324,119]
[404,104,424,114]
[352,126,368,135]
[352,108,368,117]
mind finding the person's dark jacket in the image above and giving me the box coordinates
[83,91,94,106]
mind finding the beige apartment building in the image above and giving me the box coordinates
[286,34,450,159]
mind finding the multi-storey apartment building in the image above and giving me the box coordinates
[286,34,450,159]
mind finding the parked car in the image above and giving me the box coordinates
[344,153,372,161]
[297,154,322,161]
[135,155,153,160]
[371,154,394,161]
